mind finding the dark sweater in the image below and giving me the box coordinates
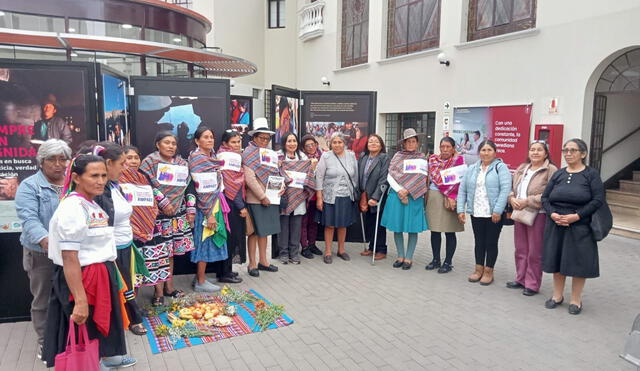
[542,166,604,219]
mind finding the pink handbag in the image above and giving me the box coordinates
[55,320,100,371]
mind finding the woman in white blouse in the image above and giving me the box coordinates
[42,154,136,369]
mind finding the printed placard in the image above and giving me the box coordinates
[192,172,219,193]
[265,175,285,205]
[260,148,279,168]
[285,170,307,189]
[217,152,242,172]
[156,164,189,186]
[403,159,428,176]
[120,183,154,206]
[440,164,468,185]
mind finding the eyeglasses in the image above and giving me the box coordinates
[256,135,271,141]
[304,143,317,148]
[561,148,581,154]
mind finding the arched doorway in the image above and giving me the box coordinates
[589,48,640,176]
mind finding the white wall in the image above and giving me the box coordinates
[600,93,640,179]
[193,0,640,176]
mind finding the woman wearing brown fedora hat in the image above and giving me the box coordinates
[380,129,429,270]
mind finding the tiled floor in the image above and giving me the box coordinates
[1,224,638,370]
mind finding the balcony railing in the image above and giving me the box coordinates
[160,0,192,9]
[298,1,325,42]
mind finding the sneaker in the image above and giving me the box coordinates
[36,344,42,360]
[279,257,289,265]
[289,258,301,265]
[102,355,137,369]
[309,245,323,255]
[194,280,221,293]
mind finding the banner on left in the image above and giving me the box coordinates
[0,61,95,233]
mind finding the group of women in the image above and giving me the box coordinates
[18,117,607,368]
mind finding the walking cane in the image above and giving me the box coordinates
[371,184,388,265]
[359,211,368,252]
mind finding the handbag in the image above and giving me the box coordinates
[510,207,538,226]
[245,211,255,236]
[54,320,99,371]
[501,203,515,226]
[590,201,613,242]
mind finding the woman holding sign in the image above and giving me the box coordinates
[119,145,159,293]
[315,132,359,264]
[91,142,149,336]
[425,137,465,274]
[242,118,281,277]
[277,132,313,265]
[457,140,512,286]
[140,131,196,305]
[188,126,230,292]
[216,129,247,281]
[381,129,428,270]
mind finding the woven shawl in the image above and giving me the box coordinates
[428,153,465,199]
[388,150,428,200]
[281,159,316,215]
[188,148,224,217]
[139,151,191,211]
[217,144,245,202]
[118,168,159,242]
[241,141,281,187]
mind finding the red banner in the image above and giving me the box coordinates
[488,105,531,170]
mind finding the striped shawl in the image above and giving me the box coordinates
[388,150,428,200]
[428,153,465,200]
[241,141,281,187]
[218,144,245,202]
[118,168,159,242]
[281,159,316,215]
[139,151,191,211]
[188,148,224,217]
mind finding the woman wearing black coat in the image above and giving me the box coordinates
[357,134,390,260]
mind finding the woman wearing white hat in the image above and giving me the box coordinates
[241,118,281,277]
[380,128,429,270]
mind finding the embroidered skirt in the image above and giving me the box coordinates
[140,199,194,286]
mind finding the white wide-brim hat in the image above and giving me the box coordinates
[248,117,275,136]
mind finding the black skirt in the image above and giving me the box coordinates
[225,195,247,264]
[317,196,357,228]
[542,217,599,278]
[42,261,127,367]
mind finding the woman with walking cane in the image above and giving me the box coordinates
[358,134,390,260]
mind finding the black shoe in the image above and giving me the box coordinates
[522,288,538,296]
[258,263,278,272]
[437,262,453,274]
[402,261,412,270]
[336,251,351,261]
[301,248,314,259]
[393,260,404,268]
[323,255,333,264]
[544,296,564,309]
[506,281,524,289]
[425,260,441,270]
[219,275,243,284]
[310,245,323,255]
[230,271,239,278]
[568,303,582,315]
[248,267,260,277]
